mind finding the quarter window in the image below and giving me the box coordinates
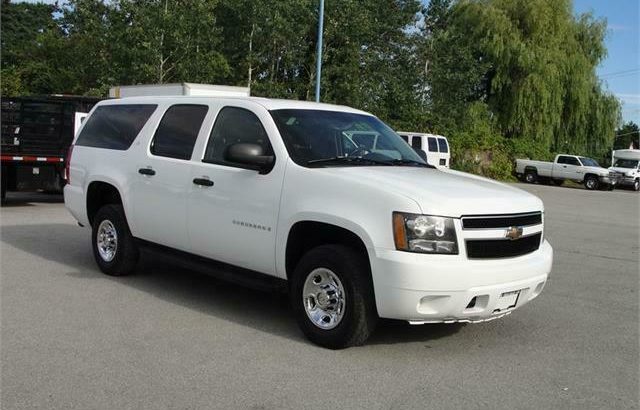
[427,137,438,152]
[438,138,448,153]
[204,107,273,166]
[411,136,422,149]
[150,104,208,160]
[76,104,157,150]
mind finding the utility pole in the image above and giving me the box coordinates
[315,0,325,102]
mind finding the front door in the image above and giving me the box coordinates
[187,105,284,275]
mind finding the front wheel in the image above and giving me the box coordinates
[92,204,139,276]
[290,245,378,349]
[634,179,639,192]
[584,176,599,190]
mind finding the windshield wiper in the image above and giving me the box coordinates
[389,159,435,168]
[307,156,389,166]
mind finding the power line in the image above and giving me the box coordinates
[600,68,640,78]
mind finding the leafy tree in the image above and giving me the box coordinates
[614,121,640,150]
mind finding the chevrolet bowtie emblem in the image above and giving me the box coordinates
[505,226,524,240]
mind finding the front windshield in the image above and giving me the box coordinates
[613,158,639,169]
[270,109,426,167]
[579,157,600,167]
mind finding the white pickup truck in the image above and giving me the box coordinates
[515,154,619,190]
[65,95,552,348]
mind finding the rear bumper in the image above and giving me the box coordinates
[64,184,89,226]
[370,241,552,322]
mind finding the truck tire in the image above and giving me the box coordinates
[634,179,639,192]
[524,170,537,184]
[92,204,139,276]
[290,244,377,349]
[584,175,599,190]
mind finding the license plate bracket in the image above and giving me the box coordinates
[495,290,521,311]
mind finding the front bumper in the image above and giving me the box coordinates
[370,240,552,322]
[599,175,621,185]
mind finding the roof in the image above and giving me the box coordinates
[98,95,372,116]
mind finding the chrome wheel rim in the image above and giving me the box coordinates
[525,174,534,183]
[586,179,596,189]
[635,181,639,191]
[97,220,118,262]
[302,268,346,330]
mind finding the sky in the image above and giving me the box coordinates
[573,0,640,124]
[14,0,640,124]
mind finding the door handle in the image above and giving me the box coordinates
[193,178,214,187]
[138,168,156,176]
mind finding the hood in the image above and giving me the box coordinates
[582,166,609,176]
[609,166,636,175]
[318,167,543,217]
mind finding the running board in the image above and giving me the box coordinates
[135,239,288,293]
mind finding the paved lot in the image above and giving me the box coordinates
[1,184,638,409]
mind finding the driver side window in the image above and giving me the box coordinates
[203,107,273,166]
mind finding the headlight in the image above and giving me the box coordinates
[393,212,458,254]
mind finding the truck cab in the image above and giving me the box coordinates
[609,149,640,191]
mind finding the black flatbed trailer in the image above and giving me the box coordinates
[1,95,102,202]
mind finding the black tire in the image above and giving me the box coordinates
[290,244,378,349]
[91,204,139,276]
[524,170,537,184]
[551,179,563,186]
[584,175,599,190]
[607,184,615,191]
[634,179,639,192]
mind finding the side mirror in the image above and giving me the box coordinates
[225,143,275,173]
[413,147,428,162]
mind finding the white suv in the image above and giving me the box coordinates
[65,96,553,348]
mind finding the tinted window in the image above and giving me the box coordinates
[76,104,156,150]
[399,135,409,143]
[557,156,569,164]
[151,104,208,160]
[438,138,448,153]
[411,136,422,149]
[565,157,580,166]
[204,107,273,165]
[427,137,438,152]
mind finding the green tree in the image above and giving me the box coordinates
[614,121,640,150]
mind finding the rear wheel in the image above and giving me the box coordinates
[584,175,599,190]
[92,204,139,276]
[524,171,538,184]
[290,245,377,349]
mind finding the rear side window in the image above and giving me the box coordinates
[557,156,568,164]
[411,136,422,149]
[438,138,448,153]
[399,135,409,143]
[76,104,156,150]
[151,104,208,160]
[427,137,438,152]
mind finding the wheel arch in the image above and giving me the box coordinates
[86,180,125,225]
[284,220,373,282]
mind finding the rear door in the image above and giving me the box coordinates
[130,104,209,251]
